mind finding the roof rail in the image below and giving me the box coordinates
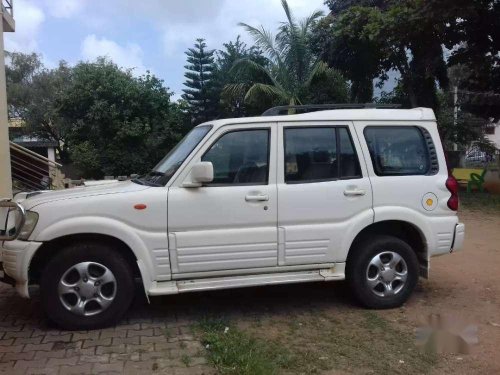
[261,103,402,116]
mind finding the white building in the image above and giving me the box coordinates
[486,122,500,150]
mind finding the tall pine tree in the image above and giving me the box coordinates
[182,39,218,125]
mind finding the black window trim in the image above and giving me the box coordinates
[363,125,435,177]
[201,127,271,187]
[283,125,363,185]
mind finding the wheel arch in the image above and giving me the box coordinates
[346,220,428,278]
[29,233,144,286]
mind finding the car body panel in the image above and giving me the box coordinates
[167,123,279,274]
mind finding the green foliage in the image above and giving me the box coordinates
[225,0,349,110]
[460,191,500,213]
[57,58,185,178]
[379,79,496,152]
[320,0,449,110]
[5,51,42,119]
[195,311,438,375]
[434,91,496,152]
[313,8,385,102]
[182,39,219,124]
[439,0,500,120]
[214,36,268,117]
[196,319,292,375]
[320,0,499,120]
[325,0,389,13]
[6,53,189,178]
[6,52,73,162]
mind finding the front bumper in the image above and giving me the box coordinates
[0,240,43,298]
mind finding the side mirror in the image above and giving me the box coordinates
[184,162,214,187]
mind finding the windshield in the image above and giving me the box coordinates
[137,125,212,186]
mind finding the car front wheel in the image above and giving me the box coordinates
[40,242,135,330]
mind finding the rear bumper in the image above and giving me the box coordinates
[0,240,42,298]
[451,223,465,252]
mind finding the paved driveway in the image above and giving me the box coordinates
[0,285,214,375]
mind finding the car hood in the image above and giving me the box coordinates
[16,181,150,210]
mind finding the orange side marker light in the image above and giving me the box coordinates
[134,204,147,210]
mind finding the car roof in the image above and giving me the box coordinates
[198,108,436,129]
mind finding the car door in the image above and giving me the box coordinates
[277,122,374,266]
[167,124,278,275]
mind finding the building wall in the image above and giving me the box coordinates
[0,7,12,197]
[486,123,500,150]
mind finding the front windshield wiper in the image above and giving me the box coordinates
[148,171,166,177]
[131,177,162,187]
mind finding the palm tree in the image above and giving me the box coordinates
[224,0,347,109]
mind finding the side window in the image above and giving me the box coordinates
[284,127,362,184]
[202,129,269,185]
[285,127,337,183]
[364,127,431,176]
[339,128,362,178]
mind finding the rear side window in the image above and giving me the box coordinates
[339,128,362,179]
[364,127,431,176]
[284,127,362,183]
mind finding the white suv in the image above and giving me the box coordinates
[1,107,465,330]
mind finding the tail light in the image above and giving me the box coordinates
[446,175,459,211]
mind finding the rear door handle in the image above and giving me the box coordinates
[245,194,269,202]
[344,189,366,197]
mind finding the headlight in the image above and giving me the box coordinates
[17,211,39,241]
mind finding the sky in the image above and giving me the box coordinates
[4,0,329,100]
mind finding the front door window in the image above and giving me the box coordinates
[202,129,270,185]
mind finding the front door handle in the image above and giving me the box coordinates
[344,189,366,197]
[245,194,269,202]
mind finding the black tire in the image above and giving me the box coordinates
[40,242,135,330]
[346,235,419,309]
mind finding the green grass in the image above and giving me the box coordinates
[459,191,500,212]
[195,319,292,375]
[181,354,192,367]
[195,311,438,375]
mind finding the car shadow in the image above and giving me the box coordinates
[0,281,355,330]
[125,280,354,324]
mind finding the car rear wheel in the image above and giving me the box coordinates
[347,235,419,309]
[40,243,135,330]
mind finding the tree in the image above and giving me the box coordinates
[325,0,389,13]
[378,68,498,153]
[5,52,42,119]
[58,58,182,178]
[214,36,268,117]
[435,91,496,154]
[182,39,218,124]
[313,8,385,102]
[317,0,449,110]
[437,0,500,119]
[6,52,73,162]
[225,0,349,109]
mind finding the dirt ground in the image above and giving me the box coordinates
[178,208,500,374]
[189,208,500,374]
[399,209,500,374]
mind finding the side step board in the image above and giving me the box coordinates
[147,265,345,296]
